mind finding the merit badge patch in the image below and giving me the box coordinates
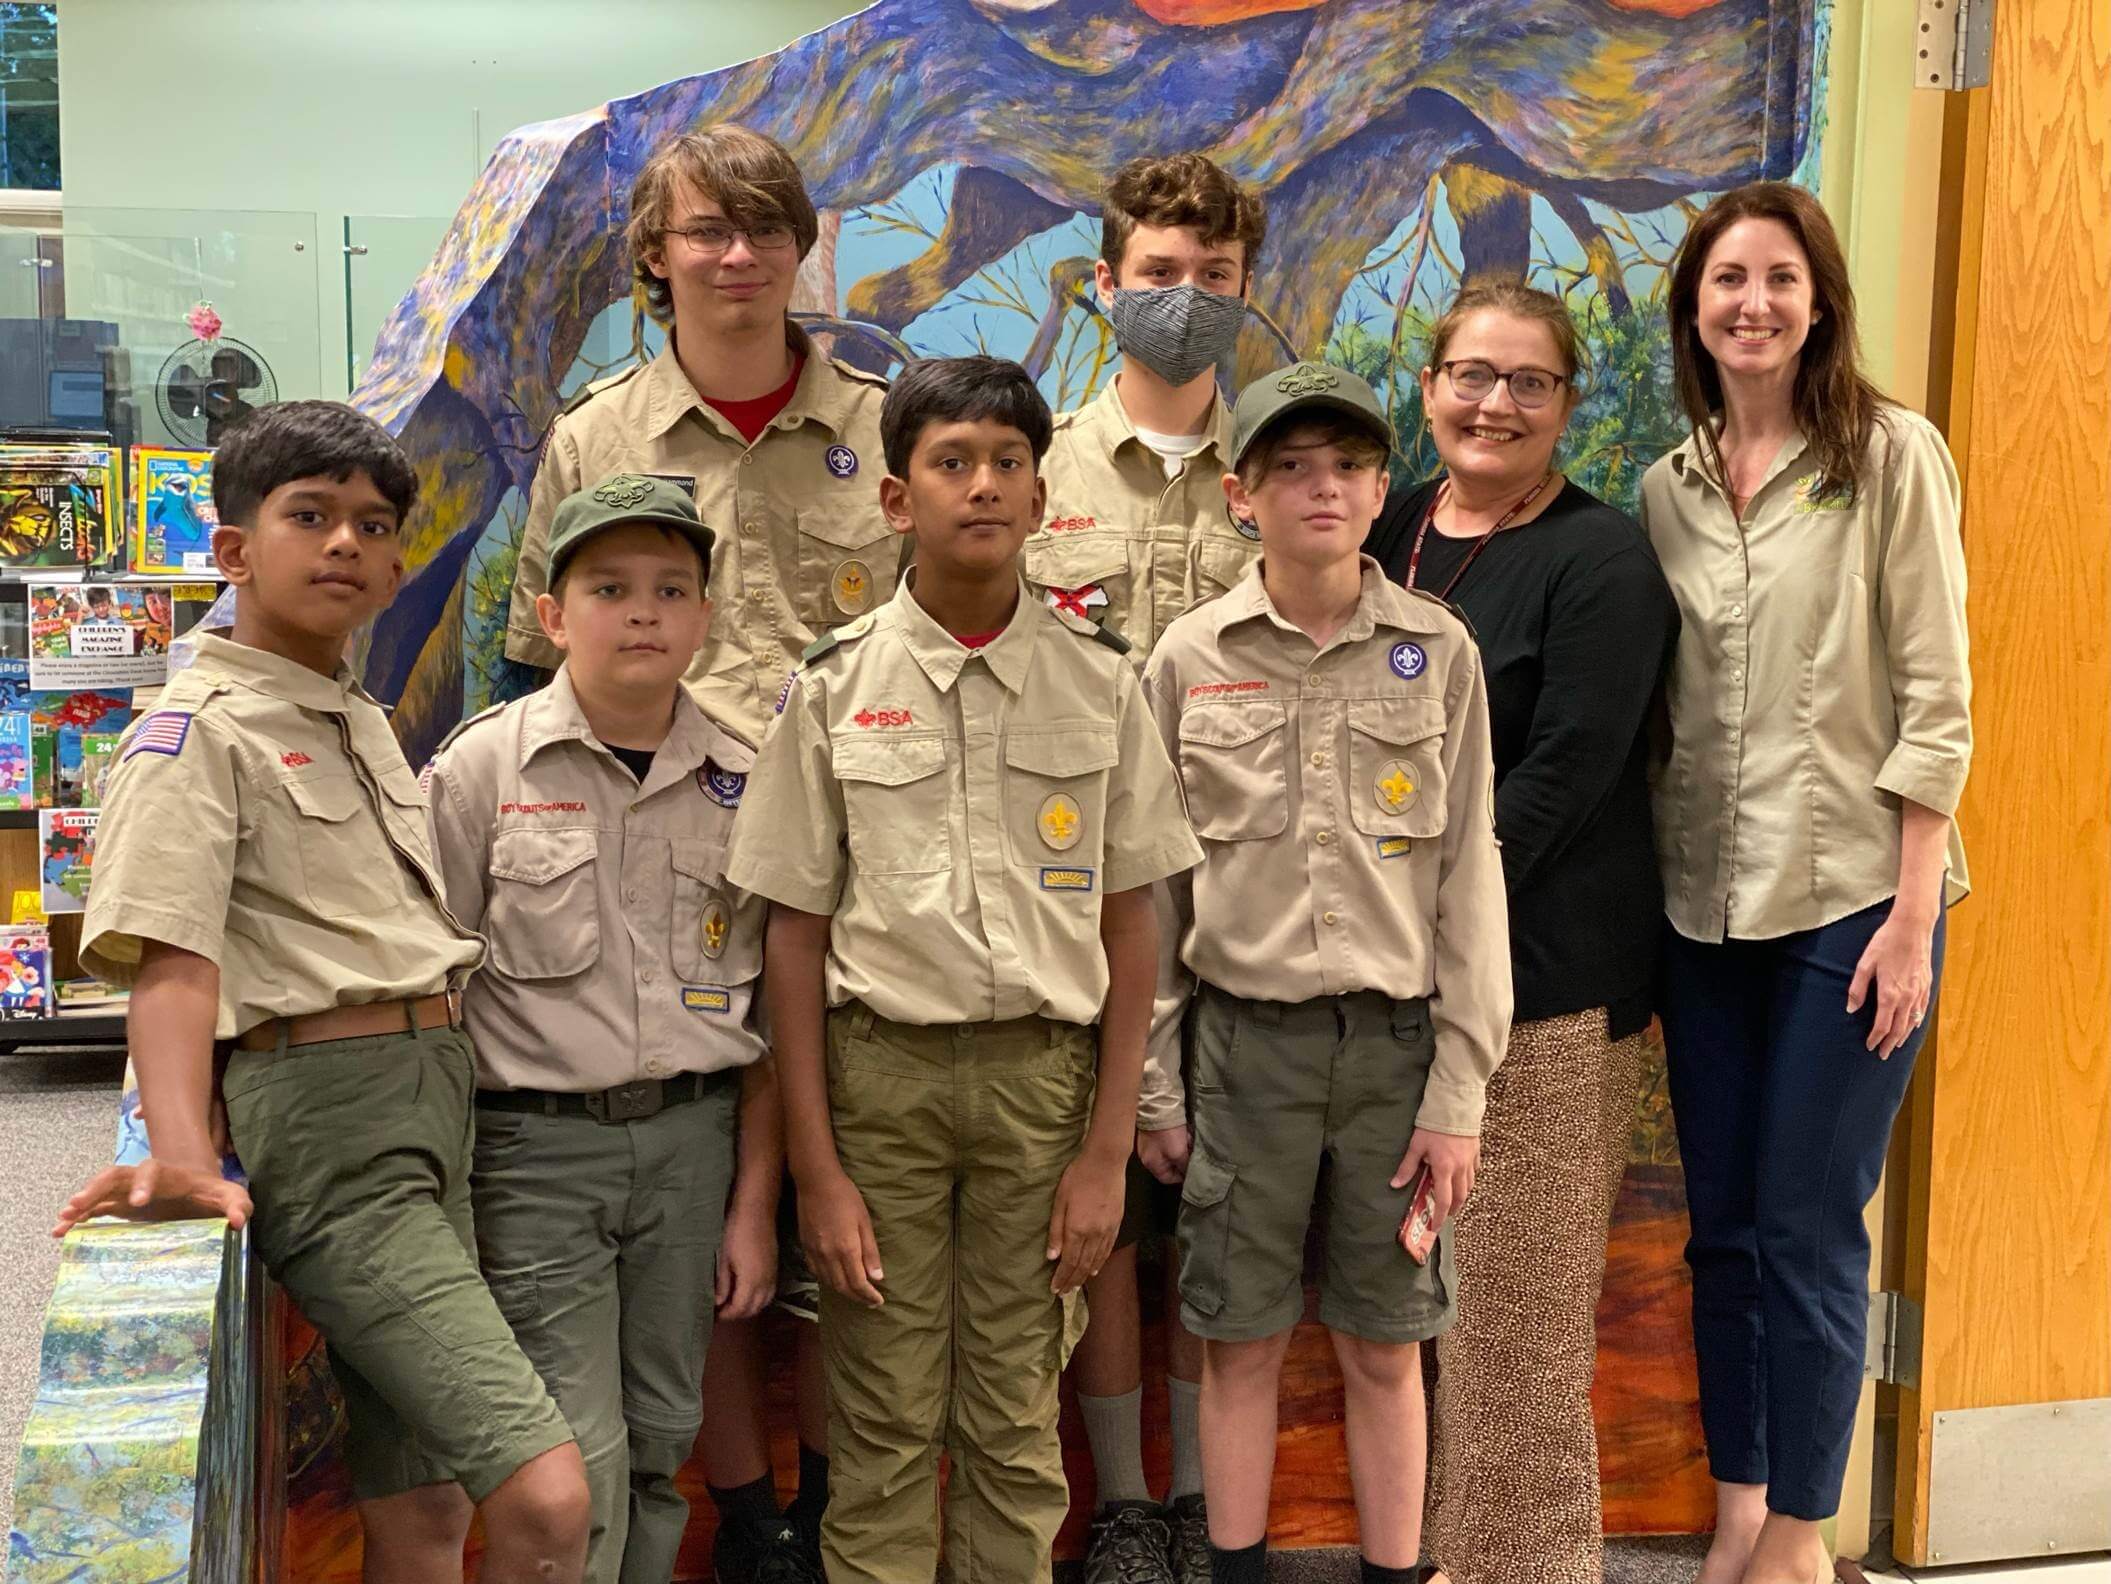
[1044,584,1108,619]
[700,760,746,807]
[1038,792,1083,852]
[1375,760,1419,815]
[1389,642,1427,681]
[1374,835,1414,860]
[681,987,732,1015]
[1039,867,1095,892]
[833,559,874,615]
[700,896,730,960]
[122,710,192,762]
[825,445,859,479]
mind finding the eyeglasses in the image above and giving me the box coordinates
[662,220,797,255]
[1439,359,1568,409]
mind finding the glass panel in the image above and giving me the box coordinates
[343,213,454,390]
[0,4,61,192]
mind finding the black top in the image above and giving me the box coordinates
[604,742,656,784]
[1366,479,1679,1035]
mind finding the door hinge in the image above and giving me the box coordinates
[1867,1290,1924,1387]
[1913,0,1995,91]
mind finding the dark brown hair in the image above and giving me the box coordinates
[212,400,417,529]
[1101,154,1267,282]
[1236,415,1389,490]
[1667,181,1886,501]
[1426,280,1587,382]
[880,356,1053,476]
[627,126,821,324]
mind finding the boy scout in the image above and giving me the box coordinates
[1141,365,1510,1584]
[506,121,856,1572]
[725,356,1202,1584]
[426,474,775,1584]
[53,401,591,1584]
[1034,152,1267,1584]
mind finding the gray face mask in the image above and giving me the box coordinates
[1106,285,1249,388]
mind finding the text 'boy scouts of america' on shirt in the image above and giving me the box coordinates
[79,631,482,1036]
[505,327,895,744]
[423,665,767,1095]
[723,573,1203,1028]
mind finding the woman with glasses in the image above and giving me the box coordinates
[1364,281,1677,1584]
[1643,183,1970,1584]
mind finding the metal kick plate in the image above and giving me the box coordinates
[1925,1397,2111,1565]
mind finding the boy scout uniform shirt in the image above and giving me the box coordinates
[424,664,766,1092]
[1027,377,1258,659]
[1141,557,1511,1136]
[506,325,893,742]
[724,576,1203,1027]
[81,632,482,1040]
[1641,410,1972,943]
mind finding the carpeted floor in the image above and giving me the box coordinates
[0,1043,127,1544]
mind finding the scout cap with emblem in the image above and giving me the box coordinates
[548,472,717,586]
[1228,361,1393,469]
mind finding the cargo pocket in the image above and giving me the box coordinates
[833,732,951,875]
[1176,1148,1236,1318]
[1023,530,1133,635]
[795,509,899,628]
[1345,697,1449,842]
[1058,1288,1089,1369]
[485,828,600,979]
[1002,721,1117,871]
[1177,702,1290,842]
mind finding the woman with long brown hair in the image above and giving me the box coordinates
[1644,182,1971,1584]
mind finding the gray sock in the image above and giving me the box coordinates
[1078,1387,1152,1506]
[1168,1375,1203,1501]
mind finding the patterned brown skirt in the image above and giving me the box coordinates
[1425,1006,1646,1584]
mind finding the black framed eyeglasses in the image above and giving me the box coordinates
[1439,359,1568,409]
[662,220,798,255]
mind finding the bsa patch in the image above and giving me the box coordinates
[700,761,746,807]
[122,710,192,762]
[1038,793,1082,852]
[1039,867,1095,892]
[1275,363,1340,397]
[700,896,731,960]
[681,987,732,1015]
[591,474,653,509]
[833,559,874,615]
[825,445,859,479]
[1374,835,1414,860]
[1389,642,1427,681]
[1044,584,1108,619]
[1375,760,1419,814]
[280,751,313,769]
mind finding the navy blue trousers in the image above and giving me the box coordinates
[1660,897,1945,1520]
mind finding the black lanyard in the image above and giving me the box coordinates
[1402,474,1553,599]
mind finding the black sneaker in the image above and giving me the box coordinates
[785,1502,824,1576]
[1165,1493,1210,1584]
[714,1515,823,1584]
[1084,1501,1175,1584]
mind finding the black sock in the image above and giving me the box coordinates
[784,1443,829,1525]
[706,1472,779,1528]
[1211,1538,1267,1584]
[1359,1558,1423,1584]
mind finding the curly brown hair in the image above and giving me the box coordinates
[1100,153,1267,283]
[626,125,820,324]
[1667,181,1887,501]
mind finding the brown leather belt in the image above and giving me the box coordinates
[236,990,463,1052]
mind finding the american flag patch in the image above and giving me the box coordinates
[122,711,193,762]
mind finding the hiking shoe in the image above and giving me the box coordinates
[1166,1493,1211,1584]
[1084,1500,1174,1584]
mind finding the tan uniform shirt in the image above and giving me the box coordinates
[424,666,767,1092]
[725,575,1203,1028]
[81,632,482,1040]
[506,326,893,742]
[1640,408,1972,943]
[1027,377,1258,659]
[1141,558,1511,1136]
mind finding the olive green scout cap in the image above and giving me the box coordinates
[1228,361,1394,469]
[548,473,716,584]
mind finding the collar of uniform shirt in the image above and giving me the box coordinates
[1095,372,1233,466]
[644,321,859,443]
[187,629,367,713]
[515,663,735,793]
[889,572,1041,695]
[1211,555,1432,650]
[1668,421,1813,504]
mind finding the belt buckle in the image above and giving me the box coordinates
[590,1080,662,1124]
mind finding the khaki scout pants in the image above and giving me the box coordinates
[471,1079,738,1584]
[820,1004,1093,1584]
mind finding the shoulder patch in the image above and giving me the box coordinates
[121,710,195,762]
[801,613,876,665]
[557,361,646,419]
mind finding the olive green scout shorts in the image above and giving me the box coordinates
[1177,985,1459,1345]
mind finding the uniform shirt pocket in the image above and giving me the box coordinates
[1023,531,1133,627]
[669,839,756,984]
[795,508,899,627]
[833,732,951,876]
[1345,698,1449,841]
[281,771,400,919]
[1178,702,1290,843]
[1003,723,1119,869]
[485,827,601,980]
[1192,537,1258,601]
